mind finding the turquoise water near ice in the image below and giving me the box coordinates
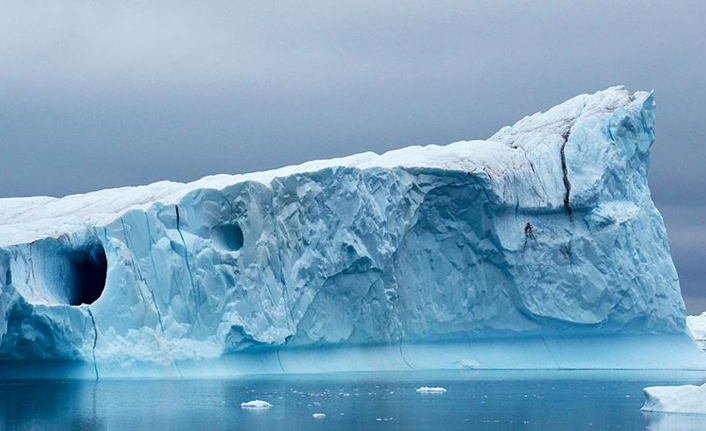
[1,371,706,431]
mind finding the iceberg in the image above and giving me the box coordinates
[642,383,706,414]
[0,86,703,378]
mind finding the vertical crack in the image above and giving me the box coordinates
[175,205,200,306]
[276,347,286,372]
[398,342,414,370]
[541,336,561,370]
[85,306,99,380]
[120,219,150,313]
[268,187,296,332]
[560,128,574,221]
[4,265,11,287]
[143,213,165,332]
[173,360,184,378]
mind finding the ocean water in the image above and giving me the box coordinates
[1,371,705,431]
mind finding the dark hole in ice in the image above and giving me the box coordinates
[211,224,244,251]
[68,243,107,305]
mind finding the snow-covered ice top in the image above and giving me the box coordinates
[0,86,698,377]
[0,141,508,247]
[0,86,648,248]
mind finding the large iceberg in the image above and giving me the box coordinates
[0,86,703,378]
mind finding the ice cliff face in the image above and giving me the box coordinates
[688,313,706,350]
[0,87,692,373]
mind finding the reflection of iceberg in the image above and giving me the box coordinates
[643,413,706,431]
[642,384,706,414]
[1,87,704,378]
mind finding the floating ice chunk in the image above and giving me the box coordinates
[642,384,706,414]
[240,400,273,409]
[458,359,481,370]
[416,387,447,394]
[312,413,326,419]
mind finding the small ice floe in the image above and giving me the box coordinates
[458,359,481,370]
[240,400,273,410]
[415,386,447,394]
[642,383,706,414]
[312,413,326,419]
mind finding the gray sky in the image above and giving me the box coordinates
[1,1,704,312]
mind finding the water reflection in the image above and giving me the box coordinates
[0,380,104,430]
[643,412,706,431]
[0,372,703,431]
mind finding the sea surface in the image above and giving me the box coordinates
[1,370,705,431]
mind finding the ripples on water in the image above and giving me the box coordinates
[1,371,705,430]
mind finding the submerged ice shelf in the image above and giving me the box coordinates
[0,86,703,378]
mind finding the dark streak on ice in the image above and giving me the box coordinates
[560,128,574,221]
[86,306,99,380]
[175,205,200,309]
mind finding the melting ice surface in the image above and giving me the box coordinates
[2,371,706,431]
[0,86,704,378]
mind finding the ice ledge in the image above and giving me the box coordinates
[0,334,702,379]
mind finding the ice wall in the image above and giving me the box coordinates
[688,313,706,350]
[0,87,700,377]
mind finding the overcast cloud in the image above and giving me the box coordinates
[1,1,704,311]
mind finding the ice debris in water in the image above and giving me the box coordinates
[458,359,481,370]
[240,400,273,409]
[416,387,447,394]
[312,413,326,419]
